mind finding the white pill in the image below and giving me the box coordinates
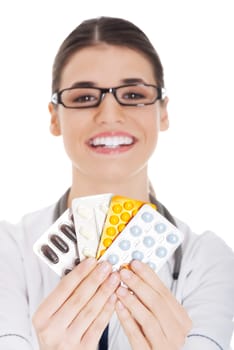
[147,261,156,270]
[166,233,179,244]
[143,236,155,248]
[154,223,166,233]
[79,226,95,240]
[132,250,144,260]
[141,211,154,223]
[119,240,131,251]
[77,205,93,219]
[107,254,119,265]
[130,225,142,236]
[82,247,96,257]
[155,246,167,258]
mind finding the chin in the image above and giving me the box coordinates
[93,165,143,184]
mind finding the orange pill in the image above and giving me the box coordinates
[120,212,131,222]
[109,215,119,225]
[112,204,122,213]
[103,238,113,248]
[106,226,116,236]
[123,201,134,210]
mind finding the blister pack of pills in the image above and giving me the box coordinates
[96,195,156,259]
[72,193,113,260]
[98,204,184,273]
[33,195,183,277]
[33,209,80,277]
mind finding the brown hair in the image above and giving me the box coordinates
[52,16,165,94]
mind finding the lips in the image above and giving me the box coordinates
[87,131,137,154]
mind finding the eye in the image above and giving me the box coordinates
[118,85,149,103]
[123,92,145,100]
[72,94,97,103]
[63,88,100,107]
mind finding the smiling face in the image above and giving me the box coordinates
[49,44,169,186]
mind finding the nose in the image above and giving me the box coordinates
[93,92,126,124]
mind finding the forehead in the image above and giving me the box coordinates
[60,44,156,88]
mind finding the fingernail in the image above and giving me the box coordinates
[116,300,125,310]
[131,260,142,270]
[85,257,96,265]
[116,286,128,297]
[109,293,117,304]
[98,261,111,274]
[81,257,96,268]
[120,268,133,280]
[108,273,120,285]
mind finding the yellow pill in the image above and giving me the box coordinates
[99,249,106,258]
[106,226,116,236]
[112,204,122,213]
[132,209,139,216]
[109,215,119,225]
[118,223,126,232]
[120,212,131,222]
[123,201,134,210]
[103,237,113,248]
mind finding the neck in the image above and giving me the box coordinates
[67,167,151,207]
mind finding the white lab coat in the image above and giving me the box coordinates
[0,200,234,349]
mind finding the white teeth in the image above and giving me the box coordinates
[90,136,134,147]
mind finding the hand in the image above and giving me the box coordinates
[115,260,192,350]
[33,258,120,350]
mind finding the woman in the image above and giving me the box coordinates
[0,16,234,350]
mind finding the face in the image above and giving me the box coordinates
[49,44,169,184]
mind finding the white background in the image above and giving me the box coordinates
[0,0,234,346]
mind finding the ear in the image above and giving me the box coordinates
[48,102,61,136]
[159,97,169,131]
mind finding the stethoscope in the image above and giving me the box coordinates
[149,193,182,281]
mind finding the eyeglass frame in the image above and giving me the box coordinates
[51,83,166,109]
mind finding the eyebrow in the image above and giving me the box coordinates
[70,81,96,88]
[120,78,146,84]
[69,78,146,89]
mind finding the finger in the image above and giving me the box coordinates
[116,285,166,349]
[69,272,120,338]
[51,261,113,330]
[119,269,185,343]
[131,260,192,329]
[82,293,117,348]
[33,258,97,324]
[120,266,191,345]
[115,299,151,350]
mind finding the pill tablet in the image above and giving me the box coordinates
[96,195,156,259]
[49,234,69,253]
[41,244,59,264]
[72,193,113,260]
[33,209,80,276]
[60,223,77,243]
[98,204,184,273]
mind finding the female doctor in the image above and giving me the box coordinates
[0,16,234,350]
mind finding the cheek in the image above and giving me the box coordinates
[139,111,160,141]
[58,115,85,153]
[59,111,86,138]
[140,112,161,156]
